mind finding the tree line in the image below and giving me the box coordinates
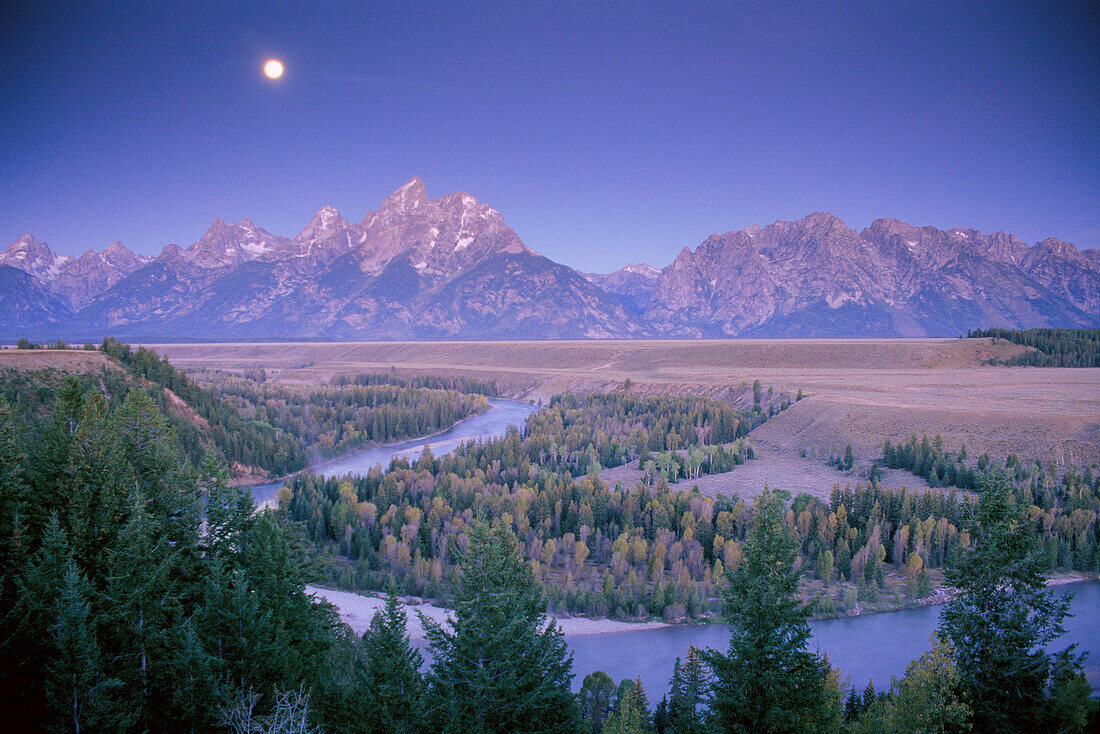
[195,371,490,459]
[967,327,1100,367]
[880,434,1099,572]
[3,339,494,478]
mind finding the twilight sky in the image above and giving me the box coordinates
[2,1,1097,272]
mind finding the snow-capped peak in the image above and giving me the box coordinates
[0,234,70,281]
[621,263,660,277]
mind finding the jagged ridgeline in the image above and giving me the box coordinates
[967,327,1100,366]
[1,339,496,478]
[4,179,1098,341]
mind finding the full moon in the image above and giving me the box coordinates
[263,59,284,79]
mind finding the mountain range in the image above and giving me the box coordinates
[3,177,1098,340]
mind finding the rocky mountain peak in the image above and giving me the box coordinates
[184,217,288,267]
[583,263,663,313]
[803,211,846,228]
[290,206,360,264]
[0,233,70,281]
[3,181,1096,340]
[621,263,660,277]
[5,233,41,252]
[380,176,429,214]
[299,205,348,234]
[1033,237,1080,260]
[866,218,919,239]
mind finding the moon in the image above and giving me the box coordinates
[263,59,284,79]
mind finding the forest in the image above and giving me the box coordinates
[0,381,1093,732]
[967,327,1100,366]
[281,389,1098,620]
[191,370,490,459]
[1,345,1097,732]
[5,339,492,477]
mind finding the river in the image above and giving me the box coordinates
[568,581,1100,698]
[249,398,1100,699]
[247,398,540,507]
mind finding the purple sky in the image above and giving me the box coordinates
[2,1,1097,271]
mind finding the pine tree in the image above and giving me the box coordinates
[861,680,877,712]
[65,391,129,574]
[843,686,861,722]
[113,389,201,557]
[29,376,85,533]
[0,398,28,560]
[199,450,253,562]
[1046,648,1098,733]
[938,476,1078,732]
[5,517,74,727]
[579,671,616,734]
[668,647,707,734]
[423,523,580,733]
[101,492,181,731]
[241,512,336,691]
[45,562,121,733]
[604,689,649,734]
[705,489,840,732]
[358,586,425,733]
[653,696,670,734]
[0,397,30,694]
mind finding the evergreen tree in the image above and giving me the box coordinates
[242,512,336,692]
[5,517,74,727]
[579,670,616,734]
[26,377,83,533]
[668,647,707,734]
[843,686,861,722]
[423,523,580,733]
[938,476,1080,733]
[65,391,129,574]
[0,398,28,567]
[358,586,425,733]
[45,562,121,733]
[1046,648,1098,733]
[198,450,252,562]
[861,680,876,712]
[653,696,670,734]
[604,689,649,734]
[100,491,185,731]
[705,489,840,732]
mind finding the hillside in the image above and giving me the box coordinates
[0,347,304,479]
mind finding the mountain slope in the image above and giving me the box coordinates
[584,264,660,313]
[0,265,72,331]
[28,179,644,340]
[0,235,151,309]
[3,183,1098,340]
[645,214,1099,337]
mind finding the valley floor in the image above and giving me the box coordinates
[146,338,1100,467]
